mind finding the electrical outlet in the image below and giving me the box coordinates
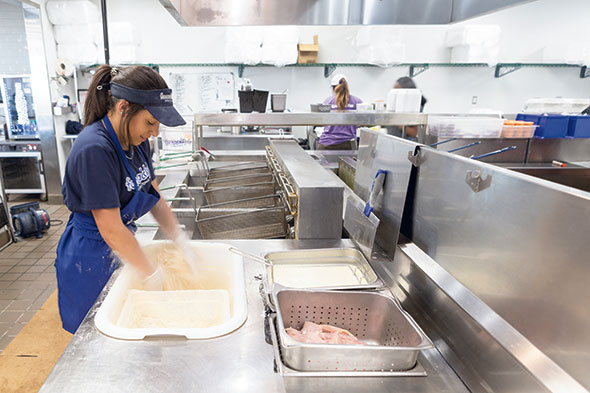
[472,96,478,105]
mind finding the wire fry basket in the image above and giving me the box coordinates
[196,207,288,239]
[204,194,283,209]
[207,165,271,181]
[204,173,275,190]
[204,182,277,205]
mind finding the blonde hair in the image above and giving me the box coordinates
[334,78,349,111]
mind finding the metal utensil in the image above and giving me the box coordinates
[447,140,481,153]
[229,247,273,266]
[428,137,458,147]
[470,145,517,160]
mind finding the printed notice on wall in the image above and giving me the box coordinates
[166,72,235,115]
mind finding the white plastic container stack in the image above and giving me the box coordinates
[46,0,100,25]
[92,22,138,64]
[356,26,405,67]
[386,89,422,113]
[523,98,590,114]
[261,27,299,67]
[445,25,501,66]
[224,27,263,65]
[46,0,100,65]
[544,42,590,65]
[428,116,504,138]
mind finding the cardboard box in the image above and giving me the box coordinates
[298,35,319,64]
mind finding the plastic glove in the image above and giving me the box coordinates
[175,231,198,275]
[142,265,164,291]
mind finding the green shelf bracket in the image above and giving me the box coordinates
[238,64,245,78]
[581,66,589,79]
[324,64,337,78]
[495,64,522,78]
[409,64,429,77]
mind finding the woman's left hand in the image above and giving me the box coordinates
[175,231,198,274]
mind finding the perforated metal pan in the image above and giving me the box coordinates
[272,289,433,372]
[267,315,428,377]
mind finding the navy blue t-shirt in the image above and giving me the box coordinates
[62,120,156,215]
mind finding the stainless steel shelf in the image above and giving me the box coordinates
[193,112,428,150]
[194,112,428,127]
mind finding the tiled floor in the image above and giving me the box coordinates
[0,202,69,352]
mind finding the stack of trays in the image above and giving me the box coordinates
[260,248,433,375]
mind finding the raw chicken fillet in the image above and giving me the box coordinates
[286,321,365,345]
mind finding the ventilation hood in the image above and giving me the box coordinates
[159,0,535,26]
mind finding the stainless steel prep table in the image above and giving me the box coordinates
[40,239,467,393]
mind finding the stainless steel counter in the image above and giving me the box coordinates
[40,239,467,393]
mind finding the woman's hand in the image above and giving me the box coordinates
[142,265,164,291]
[149,180,199,274]
[92,207,156,278]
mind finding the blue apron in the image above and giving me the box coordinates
[55,115,160,333]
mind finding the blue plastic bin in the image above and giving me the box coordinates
[535,114,569,138]
[567,115,590,138]
[515,113,540,124]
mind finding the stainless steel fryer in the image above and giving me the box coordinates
[272,289,433,372]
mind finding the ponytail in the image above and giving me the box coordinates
[84,65,116,126]
[334,79,349,111]
[83,64,169,147]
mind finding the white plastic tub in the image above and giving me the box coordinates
[428,116,503,138]
[95,242,247,340]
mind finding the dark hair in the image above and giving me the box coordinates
[395,76,427,112]
[333,78,349,111]
[85,65,168,147]
[395,76,416,89]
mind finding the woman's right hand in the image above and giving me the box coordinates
[142,265,164,291]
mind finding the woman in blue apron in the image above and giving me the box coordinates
[55,65,191,333]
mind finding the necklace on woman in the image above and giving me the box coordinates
[124,146,134,160]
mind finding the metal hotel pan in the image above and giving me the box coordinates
[272,289,433,372]
[267,315,428,377]
[203,182,276,205]
[196,206,288,239]
[260,248,383,311]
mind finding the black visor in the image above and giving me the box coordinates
[110,82,186,127]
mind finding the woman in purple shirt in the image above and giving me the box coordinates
[318,74,362,150]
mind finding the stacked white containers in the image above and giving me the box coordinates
[261,27,299,67]
[47,0,137,65]
[356,26,405,67]
[386,89,422,113]
[224,27,263,65]
[47,0,100,65]
[224,27,299,67]
[445,25,501,66]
